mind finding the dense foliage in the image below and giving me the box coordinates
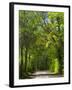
[19,10,64,79]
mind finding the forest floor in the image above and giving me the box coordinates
[30,71,63,79]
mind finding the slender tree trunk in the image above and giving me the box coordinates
[58,60,63,74]
[57,48,63,74]
[28,53,31,67]
[24,47,28,72]
[20,47,23,78]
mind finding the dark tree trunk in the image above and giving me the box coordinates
[57,48,63,74]
[58,57,63,74]
[24,47,28,72]
[28,53,31,66]
[20,47,23,78]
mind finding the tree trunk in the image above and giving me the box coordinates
[57,48,63,74]
[24,47,28,72]
[20,47,23,78]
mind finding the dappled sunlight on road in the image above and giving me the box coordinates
[30,71,64,79]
